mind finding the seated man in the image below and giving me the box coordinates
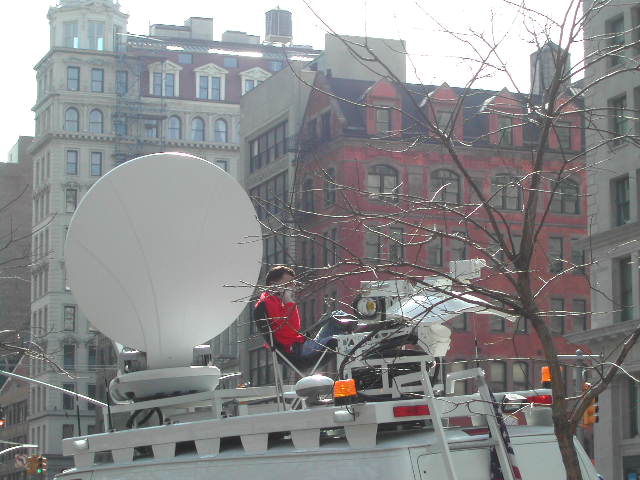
[253,265,355,369]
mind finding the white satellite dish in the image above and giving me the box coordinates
[65,153,262,369]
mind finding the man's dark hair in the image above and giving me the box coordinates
[265,265,295,285]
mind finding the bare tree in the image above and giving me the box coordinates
[248,1,640,478]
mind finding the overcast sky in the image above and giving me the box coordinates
[0,0,582,157]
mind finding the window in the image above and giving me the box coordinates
[66,189,77,213]
[63,21,79,48]
[571,238,586,275]
[618,256,633,322]
[550,179,580,214]
[550,298,565,334]
[610,95,628,144]
[87,384,96,410]
[63,345,76,371]
[62,383,76,411]
[448,360,469,395]
[153,72,166,96]
[368,165,399,199]
[168,116,182,140]
[165,73,175,97]
[88,21,105,50]
[223,57,238,68]
[64,305,76,331]
[431,169,460,204]
[116,70,128,95]
[145,119,159,138]
[214,119,228,143]
[489,361,507,392]
[606,16,625,67]
[302,178,315,212]
[375,108,392,134]
[365,230,383,263]
[67,67,80,91]
[614,176,630,226]
[198,75,209,99]
[114,115,127,136]
[436,110,453,131]
[244,79,256,93]
[549,237,563,273]
[211,77,221,100]
[512,362,529,391]
[450,314,468,332]
[178,53,193,65]
[269,60,283,72]
[427,235,443,266]
[451,232,467,261]
[62,424,74,438]
[88,345,97,371]
[89,109,103,133]
[490,316,505,332]
[323,229,338,266]
[65,108,79,132]
[556,121,572,150]
[191,117,205,141]
[389,227,405,262]
[321,112,331,141]
[572,299,588,331]
[90,152,102,176]
[216,159,228,172]
[91,68,104,92]
[66,150,78,175]
[498,116,513,145]
[491,174,522,210]
[324,168,336,206]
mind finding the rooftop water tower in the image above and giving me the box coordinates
[265,8,292,44]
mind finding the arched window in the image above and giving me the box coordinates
[491,174,522,210]
[367,165,399,200]
[512,362,529,391]
[430,169,460,204]
[214,118,228,143]
[550,179,580,214]
[191,117,205,141]
[65,107,79,132]
[168,115,182,140]
[88,109,103,134]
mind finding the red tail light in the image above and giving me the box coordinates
[393,405,430,417]
[526,394,553,405]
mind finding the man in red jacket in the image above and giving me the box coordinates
[253,265,305,353]
[253,265,356,367]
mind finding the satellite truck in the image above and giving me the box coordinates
[57,153,600,480]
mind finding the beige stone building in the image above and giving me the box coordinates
[566,1,640,478]
[29,0,318,475]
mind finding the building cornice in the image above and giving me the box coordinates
[565,319,640,347]
[582,221,640,253]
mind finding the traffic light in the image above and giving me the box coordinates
[581,382,599,426]
[26,455,38,474]
[37,455,48,474]
[0,406,5,428]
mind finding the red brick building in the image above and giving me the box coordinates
[291,73,589,392]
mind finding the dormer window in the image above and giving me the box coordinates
[498,116,513,145]
[148,61,182,97]
[240,67,271,95]
[195,63,228,101]
[375,108,392,134]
